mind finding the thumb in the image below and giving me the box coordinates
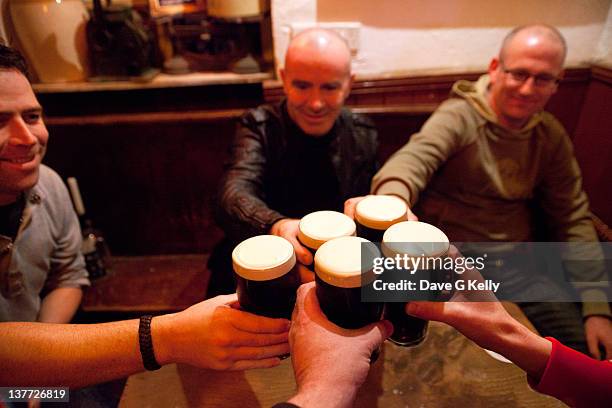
[365,320,394,348]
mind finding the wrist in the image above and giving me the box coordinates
[289,380,357,408]
[496,320,551,380]
[151,313,178,366]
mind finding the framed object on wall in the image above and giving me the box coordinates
[148,0,205,17]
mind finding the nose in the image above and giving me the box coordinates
[8,117,38,146]
[307,90,325,112]
[518,77,537,96]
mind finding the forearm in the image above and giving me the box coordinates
[217,187,285,240]
[38,287,83,323]
[0,320,143,388]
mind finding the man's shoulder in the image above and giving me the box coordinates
[36,165,65,191]
[436,97,476,116]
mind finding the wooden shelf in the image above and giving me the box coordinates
[33,71,273,94]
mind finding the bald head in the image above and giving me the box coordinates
[500,24,566,68]
[280,28,354,136]
[285,28,352,76]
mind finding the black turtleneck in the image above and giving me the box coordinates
[277,106,342,218]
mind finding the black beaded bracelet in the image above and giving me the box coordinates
[139,315,161,371]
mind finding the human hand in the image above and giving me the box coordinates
[297,263,315,283]
[153,293,290,371]
[584,315,612,360]
[405,246,551,379]
[271,218,313,266]
[343,195,418,221]
[288,282,392,408]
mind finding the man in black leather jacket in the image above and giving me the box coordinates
[208,29,378,294]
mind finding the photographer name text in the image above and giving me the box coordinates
[372,279,500,293]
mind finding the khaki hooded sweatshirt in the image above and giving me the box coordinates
[372,75,609,317]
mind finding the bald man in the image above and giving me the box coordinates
[367,25,611,357]
[209,29,377,294]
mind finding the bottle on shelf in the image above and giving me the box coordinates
[67,177,110,280]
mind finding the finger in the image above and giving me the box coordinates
[228,309,291,334]
[298,264,315,283]
[364,320,394,346]
[229,330,289,347]
[296,281,315,301]
[211,293,239,306]
[232,343,291,360]
[292,240,313,265]
[405,206,419,221]
[344,196,366,219]
[586,330,601,360]
[406,301,447,322]
[229,357,282,371]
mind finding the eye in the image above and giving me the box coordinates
[510,70,530,82]
[534,74,557,86]
[321,83,340,91]
[23,112,42,124]
[292,80,311,90]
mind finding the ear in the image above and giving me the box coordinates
[488,58,501,84]
[280,67,289,93]
[344,73,355,98]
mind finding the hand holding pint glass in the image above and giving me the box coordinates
[382,221,451,347]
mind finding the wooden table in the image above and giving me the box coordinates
[119,305,566,407]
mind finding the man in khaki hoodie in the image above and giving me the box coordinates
[350,25,611,359]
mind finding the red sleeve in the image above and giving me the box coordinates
[529,337,612,407]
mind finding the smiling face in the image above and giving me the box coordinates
[487,29,565,130]
[0,69,48,205]
[281,30,353,136]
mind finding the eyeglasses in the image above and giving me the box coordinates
[500,63,560,88]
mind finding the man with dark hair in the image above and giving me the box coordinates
[0,44,90,322]
[210,29,378,293]
[350,25,611,358]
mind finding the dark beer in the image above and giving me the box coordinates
[382,221,450,346]
[298,210,356,258]
[233,235,300,319]
[355,195,407,243]
[315,236,383,329]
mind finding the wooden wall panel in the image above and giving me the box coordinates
[572,66,612,226]
[44,120,234,255]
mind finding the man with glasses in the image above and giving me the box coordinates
[364,24,612,358]
[0,45,90,323]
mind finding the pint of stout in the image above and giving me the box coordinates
[233,235,300,319]
[355,195,407,243]
[315,236,383,329]
[298,210,356,258]
[382,221,450,346]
